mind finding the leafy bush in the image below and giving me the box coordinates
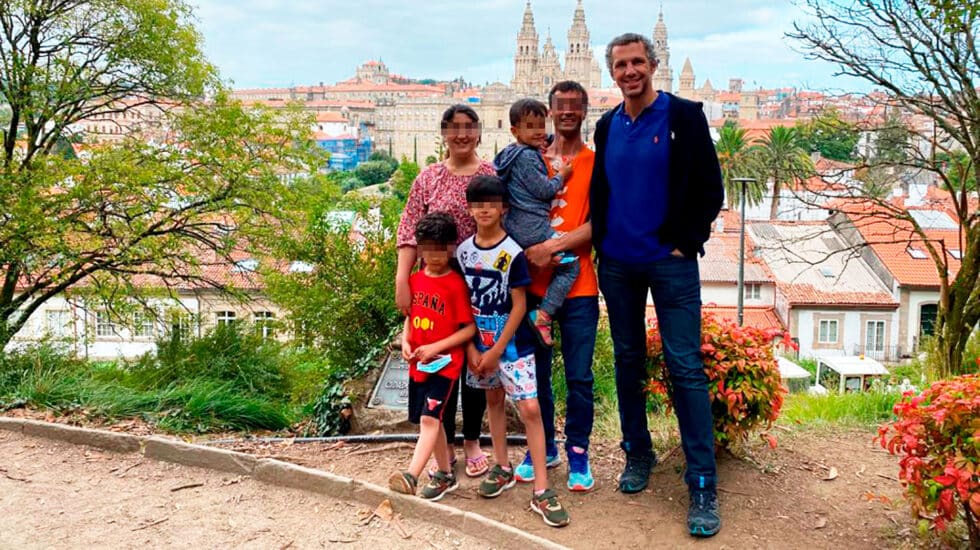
[646,311,792,450]
[877,374,979,545]
[354,160,397,186]
[133,322,290,398]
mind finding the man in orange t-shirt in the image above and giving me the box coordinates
[511,81,600,493]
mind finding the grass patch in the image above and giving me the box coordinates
[0,327,332,433]
[780,390,902,428]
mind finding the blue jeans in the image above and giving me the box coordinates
[598,255,717,490]
[529,294,598,454]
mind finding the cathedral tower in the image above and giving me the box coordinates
[539,32,562,94]
[678,57,695,97]
[512,1,540,96]
[563,1,601,89]
[652,6,673,93]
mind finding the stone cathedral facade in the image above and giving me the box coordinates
[511,1,603,97]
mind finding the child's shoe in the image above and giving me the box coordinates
[566,447,595,492]
[477,464,516,498]
[420,470,459,502]
[514,449,562,482]
[530,488,570,527]
[388,471,418,495]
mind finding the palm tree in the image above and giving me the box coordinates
[715,122,765,209]
[753,126,814,220]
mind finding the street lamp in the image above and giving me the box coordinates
[731,177,757,327]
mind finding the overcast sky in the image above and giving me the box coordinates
[192,0,870,92]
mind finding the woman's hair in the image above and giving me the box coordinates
[414,211,458,246]
[465,175,508,204]
[440,104,480,129]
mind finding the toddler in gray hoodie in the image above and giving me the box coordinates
[494,98,578,347]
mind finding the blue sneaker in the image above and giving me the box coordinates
[688,487,721,537]
[514,449,562,482]
[566,447,595,492]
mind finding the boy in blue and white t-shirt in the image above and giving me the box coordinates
[456,175,569,528]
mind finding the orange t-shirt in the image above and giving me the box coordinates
[529,147,599,298]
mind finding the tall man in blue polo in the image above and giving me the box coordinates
[590,33,724,537]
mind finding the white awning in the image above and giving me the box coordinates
[817,356,889,376]
[777,357,811,379]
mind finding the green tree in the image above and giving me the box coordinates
[753,126,814,220]
[0,0,321,350]
[874,111,911,164]
[796,107,859,162]
[791,1,980,377]
[353,160,396,186]
[715,122,765,209]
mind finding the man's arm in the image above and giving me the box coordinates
[525,221,591,269]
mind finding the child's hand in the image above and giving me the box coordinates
[400,340,413,361]
[414,344,439,363]
[466,346,482,371]
[477,347,502,375]
[558,161,573,180]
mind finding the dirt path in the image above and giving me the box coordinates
[0,431,484,549]
[215,428,915,549]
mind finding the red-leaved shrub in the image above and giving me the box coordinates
[646,311,793,450]
[878,374,980,544]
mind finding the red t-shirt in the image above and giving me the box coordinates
[406,270,474,382]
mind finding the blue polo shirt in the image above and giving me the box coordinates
[602,92,674,263]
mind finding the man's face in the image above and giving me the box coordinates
[550,91,586,136]
[610,41,655,98]
[511,113,548,148]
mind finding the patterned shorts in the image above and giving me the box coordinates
[466,353,537,401]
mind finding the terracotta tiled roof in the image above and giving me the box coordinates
[749,221,898,307]
[701,231,774,284]
[315,111,348,123]
[839,203,962,288]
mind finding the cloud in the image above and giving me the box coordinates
[190,0,872,92]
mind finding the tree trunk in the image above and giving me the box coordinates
[769,171,780,220]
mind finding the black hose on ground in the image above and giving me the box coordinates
[203,433,551,446]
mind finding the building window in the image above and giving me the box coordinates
[133,311,155,338]
[215,311,237,326]
[744,283,761,300]
[96,311,116,337]
[45,310,71,338]
[254,311,275,340]
[906,246,927,259]
[865,320,885,353]
[818,319,838,344]
[919,304,938,338]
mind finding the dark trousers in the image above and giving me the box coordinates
[598,255,717,489]
[530,294,599,454]
[443,376,485,443]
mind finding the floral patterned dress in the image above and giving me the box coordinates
[396,161,496,247]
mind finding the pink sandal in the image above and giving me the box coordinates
[465,452,490,477]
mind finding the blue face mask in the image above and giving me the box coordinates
[417,354,452,373]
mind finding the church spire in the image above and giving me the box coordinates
[512,1,540,96]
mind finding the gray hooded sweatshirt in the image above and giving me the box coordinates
[494,143,565,249]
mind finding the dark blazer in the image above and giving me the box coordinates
[590,92,724,260]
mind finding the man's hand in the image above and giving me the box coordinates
[525,240,561,269]
[401,339,413,362]
[414,344,439,363]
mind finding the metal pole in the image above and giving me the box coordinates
[732,178,757,327]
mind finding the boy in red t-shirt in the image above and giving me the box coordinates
[389,212,476,501]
